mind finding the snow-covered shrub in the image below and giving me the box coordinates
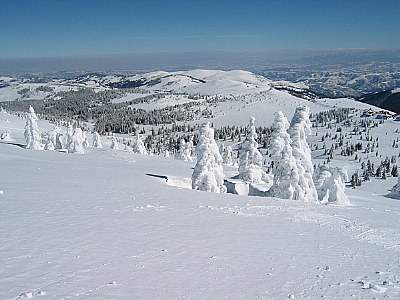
[92,132,102,148]
[238,116,269,184]
[289,106,318,202]
[313,165,350,205]
[132,134,148,155]
[110,136,119,150]
[67,128,85,154]
[268,111,300,200]
[24,106,42,150]
[192,123,226,193]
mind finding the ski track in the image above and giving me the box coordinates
[204,202,400,251]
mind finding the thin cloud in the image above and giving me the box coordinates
[216,35,262,39]
[113,36,203,40]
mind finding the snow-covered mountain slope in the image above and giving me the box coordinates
[109,69,272,95]
[357,87,400,113]
[1,97,400,299]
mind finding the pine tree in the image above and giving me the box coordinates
[110,136,119,150]
[132,133,148,155]
[92,132,103,148]
[67,128,85,154]
[238,117,269,184]
[192,123,226,193]
[268,112,299,200]
[289,106,318,202]
[24,106,42,150]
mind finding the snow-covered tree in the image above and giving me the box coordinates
[82,131,89,148]
[238,116,269,184]
[110,136,119,150]
[222,145,233,166]
[164,149,170,157]
[24,106,42,150]
[391,177,400,196]
[43,133,55,150]
[55,133,64,150]
[313,165,350,205]
[65,123,74,148]
[268,111,299,200]
[132,133,148,155]
[92,132,102,148]
[289,106,318,202]
[175,138,193,161]
[192,123,226,193]
[67,128,85,154]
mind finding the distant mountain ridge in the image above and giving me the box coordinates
[0,69,399,113]
[357,88,400,113]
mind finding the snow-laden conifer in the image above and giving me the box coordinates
[92,132,102,148]
[192,123,226,193]
[110,136,119,150]
[82,131,89,148]
[132,133,148,155]
[55,133,64,150]
[164,149,170,157]
[238,116,268,184]
[67,128,85,154]
[289,106,318,202]
[222,145,233,166]
[268,111,299,199]
[65,123,74,148]
[24,106,42,150]
[175,138,193,161]
[313,165,350,205]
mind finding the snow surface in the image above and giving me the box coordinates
[391,87,400,94]
[1,103,400,299]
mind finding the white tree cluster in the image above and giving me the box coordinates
[313,165,350,205]
[192,123,226,193]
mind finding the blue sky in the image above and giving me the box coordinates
[1,0,399,58]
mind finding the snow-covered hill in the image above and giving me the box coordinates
[1,69,400,299]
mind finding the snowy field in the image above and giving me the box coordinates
[1,104,400,300]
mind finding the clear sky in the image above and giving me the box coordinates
[1,0,399,58]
